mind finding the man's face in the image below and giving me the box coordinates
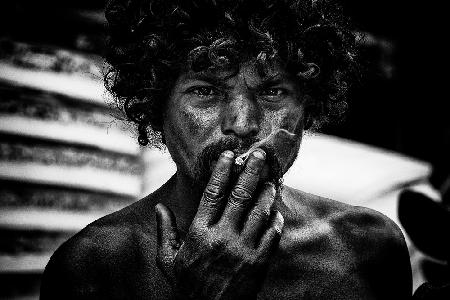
[163,60,306,185]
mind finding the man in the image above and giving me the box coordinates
[40,0,413,299]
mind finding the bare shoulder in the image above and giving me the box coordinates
[280,186,406,248]
[53,197,156,260]
[40,196,160,299]
[260,186,412,299]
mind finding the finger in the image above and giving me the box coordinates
[194,150,235,226]
[257,210,284,260]
[155,203,180,275]
[220,149,266,229]
[241,183,276,247]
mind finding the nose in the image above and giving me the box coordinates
[221,92,260,138]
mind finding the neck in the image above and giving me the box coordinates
[162,171,206,234]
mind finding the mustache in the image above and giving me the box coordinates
[201,137,255,163]
[195,137,283,184]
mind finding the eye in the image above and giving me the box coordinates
[259,88,288,98]
[186,86,219,97]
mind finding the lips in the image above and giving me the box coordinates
[194,138,281,186]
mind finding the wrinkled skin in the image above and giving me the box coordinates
[156,61,304,299]
[156,150,283,299]
[40,61,413,299]
[163,61,305,186]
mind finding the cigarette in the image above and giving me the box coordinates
[234,129,296,165]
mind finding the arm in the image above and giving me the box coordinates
[329,206,413,299]
[367,215,413,300]
[40,240,102,300]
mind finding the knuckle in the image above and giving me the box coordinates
[264,185,276,202]
[189,222,206,235]
[240,257,253,269]
[244,163,261,176]
[251,255,264,268]
[197,228,214,243]
[213,238,228,252]
[274,225,283,236]
[276,213,285,230]
[210,169,227,184]
[156,254,166,272]
[252,207,270,221]
[174,254,189,274]
[241,253,259,268]
[231,186,252,201]
[205,234,228,253]
[156,249,172,270]
[203,183,224,202]
[156,249,164,263]
[271,224,283,238]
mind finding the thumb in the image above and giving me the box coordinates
[155,203,180,278]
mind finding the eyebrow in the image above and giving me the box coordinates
[250,74,297,92]
[180,70,292,90]
[181,72,227,88]
[258,75,285,89]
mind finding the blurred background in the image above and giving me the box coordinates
[0,1,448,299]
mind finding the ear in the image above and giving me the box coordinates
[159,119,167,145]
[297,62,320,80]
[161,131,166,144]
[302,95,315,130]
[304,114,314,130]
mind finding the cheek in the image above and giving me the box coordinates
[164,102,221,157]
[263,105,305,134]
[179,107,218,135]
[287,107,305,136]
[180,106,219,138]
[164,104,221,176]
[262,106,304,171]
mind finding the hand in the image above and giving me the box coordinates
[155,149,284,300]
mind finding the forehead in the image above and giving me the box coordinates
[176,60,298,88]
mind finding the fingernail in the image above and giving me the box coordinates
[155,204,162,216]
[223,150,234,158]
[277,211,284,223]
[252,149,266,159]
[265,182,275,190]
[265,182,275,187]
[264,182,276,195]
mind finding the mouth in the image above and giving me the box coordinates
[234,129,296,166]
[198,130,293,185]
[210,154,272,182]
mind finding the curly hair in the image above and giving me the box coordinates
[104,0,358,147]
